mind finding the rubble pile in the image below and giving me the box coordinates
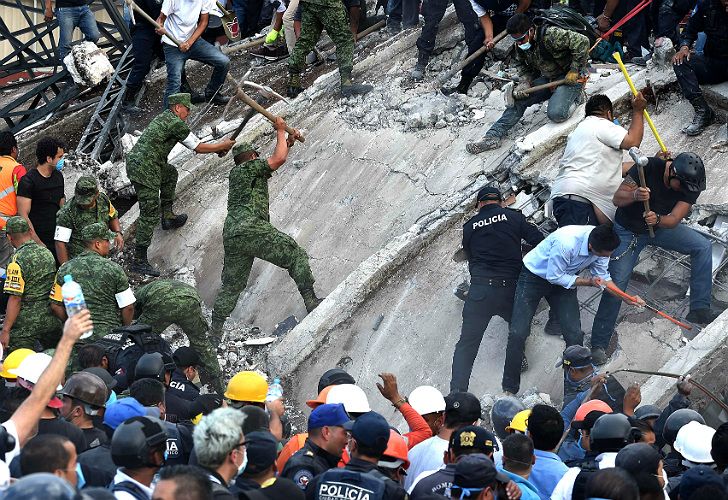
[63,41,115,87]
[63,153,134,200]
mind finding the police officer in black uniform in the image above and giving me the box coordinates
[281,404,352,489]
[168,346,202,402]
[450,186,544,393]
[306,412,407,500]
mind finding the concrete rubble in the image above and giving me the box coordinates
[63,41,115,87]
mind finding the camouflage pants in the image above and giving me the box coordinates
[133,163,179,247]
[289,1,354,81]
[138,304,223,385]
[212,221,315,324]
[8,302,63,352]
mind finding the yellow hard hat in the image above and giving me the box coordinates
[224,371,268,403]
[0,348,36,379]
[506,409,531,434]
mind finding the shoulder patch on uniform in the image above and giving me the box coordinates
[304,451,314,457]
[293,469,313,489]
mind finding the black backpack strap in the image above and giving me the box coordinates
[112,480,150,500]
[571,460,600,500]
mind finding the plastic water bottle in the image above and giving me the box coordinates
[266,378,283,401]
[61,275,93,339]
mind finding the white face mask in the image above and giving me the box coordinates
[236,449,248,478]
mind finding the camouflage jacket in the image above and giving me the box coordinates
[135,279,201,318]
[55,194,118,260]
[126,110,193,188]
[50,250,135,337]
[223,159,273,237]
[514,26,589,80]
[4,240,56,303]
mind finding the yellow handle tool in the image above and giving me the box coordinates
[613,52,668,153]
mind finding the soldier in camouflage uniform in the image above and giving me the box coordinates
[135,279,223,392]
[55,176,123,264]
[50,223,136,339]
[212,118,323,338]
[467,13,589,154]
[286,0,373,98]
[0,216,62,351]
[125,93,234,277]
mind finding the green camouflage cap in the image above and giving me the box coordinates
[233,142,258,157]
[81,222,115,242]
[75,176,98,205]
[5,216,29,234]
[168,93,192,109]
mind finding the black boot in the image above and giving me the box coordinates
[300,288,324,313]
[131,245,160,277]
[411,52,428,81]
[205,90,231,105]
[442,75,474,96]
[161,204,188,230]
[287,72,304,98]
[685,96,715,136]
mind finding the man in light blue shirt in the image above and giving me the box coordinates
[498,434,543,500]
[525,404,568,498]
[501,224,641,395]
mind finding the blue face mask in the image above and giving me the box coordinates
[577,434,585,451]
[518,42,532,51]
[106,390,117,406]
[56,158,65,171]
[613,118,620,125]
[75,462,86,489]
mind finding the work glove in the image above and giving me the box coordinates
[513,82,530,100]
[565,70,579,84]
[265,28,280,44]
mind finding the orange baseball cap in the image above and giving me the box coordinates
[306,385,333,409]
[573,400,613,428]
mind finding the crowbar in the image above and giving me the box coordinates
[125,0,304,143]
[613,52,667,153]
[596,278,692,330]
[608,368,728,414]
[628,147,655,238]
[589,0,652,53]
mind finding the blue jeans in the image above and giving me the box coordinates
[590,222,713,349]
[232,0,247,36]
[487,77,584,138]
[163,40,230,108]
[387,0,419,29]
[56,5,100,62]
[502,268,583,394]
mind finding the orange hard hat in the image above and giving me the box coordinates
[306,386,333,409]
[378,430,410,470]
[573,400,613,423]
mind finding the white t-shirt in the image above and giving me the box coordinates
[112,469,154,500]
[161,0,215,46]
[550,452,617,500]
[404,436,449,491]
[550,116,628,221]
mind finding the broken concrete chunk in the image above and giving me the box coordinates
[63,42,114,87]
[243,337,277,346]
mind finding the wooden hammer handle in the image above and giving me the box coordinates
[637,164,655,237]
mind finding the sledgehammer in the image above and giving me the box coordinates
[502,78,568,107]
[628,147,655,238]
[125,0,304,143]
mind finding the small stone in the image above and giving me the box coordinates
[435,119,447,129]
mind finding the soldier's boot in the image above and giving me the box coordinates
[131,245,161,277]
[442,75,474,96]
[300,287,324,313]
[410,52,428,81]
[161,204,188,230]
[340,74,373,98]
[684,96,715,136]
[210,318,224,347]
[287,72,304,99]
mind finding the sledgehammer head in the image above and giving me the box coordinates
[628,147,649,167]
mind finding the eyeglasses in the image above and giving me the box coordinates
[510,32,528,41]
[398,467,407,476]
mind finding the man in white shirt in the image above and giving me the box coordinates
[110,416,168,499]
[550,93,647,227]
[157,0,231,108]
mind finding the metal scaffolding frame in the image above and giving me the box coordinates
[0,0,131,132]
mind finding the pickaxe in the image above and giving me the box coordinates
[124,0,304,144]
[628,146,655,238]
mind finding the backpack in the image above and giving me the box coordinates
[571,458,600,500]
[95,323,173,389]
[111,480,150,500]
[314,468,387,500]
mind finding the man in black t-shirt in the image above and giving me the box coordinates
[17,137,66,264]
[590,152,716,365]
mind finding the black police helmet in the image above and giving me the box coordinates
[672,152,706,193]
[490,396,525,440]
[634,404,662,421]
[590,413,632,452]
[134,352,165,382]
[111,416,167,468]
[662,408,705,447]
[317,368,356,394]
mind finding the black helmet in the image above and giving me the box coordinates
[3,473,79,500]
[134,353,165,382]
[634,404,662,421]
[61,371,108,409]
[111,416,167,468]
[490,396,525,440]
[590,413,632,452]
[317,368,355,393]
[672,152,706,193]
[663,408,705,447]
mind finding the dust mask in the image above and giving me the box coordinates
[56,158,65,171]
[235,449,248,478]
[518,41,532,51]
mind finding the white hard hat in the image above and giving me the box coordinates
[673,421,716,463]
[326,384,371,413]
[408,386,446,416]
[9,353,62,391]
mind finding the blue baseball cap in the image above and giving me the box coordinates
[103,397,147,429]
[344,411,390,455]
[308,403,352,431]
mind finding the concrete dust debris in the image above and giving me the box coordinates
[63,41,115,87]
[243,337,277,346]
